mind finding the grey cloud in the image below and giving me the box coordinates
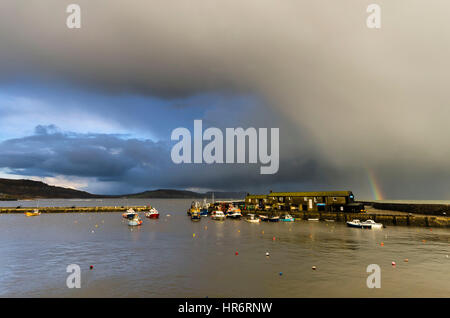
[1,1,450,198]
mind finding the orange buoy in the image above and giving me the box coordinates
[380,242,384,246]
[404,259,409,262]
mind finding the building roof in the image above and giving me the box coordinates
[245,195,268,199]
[268,191,353,197]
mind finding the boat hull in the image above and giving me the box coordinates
[346,222,362,228]
[25,212,40,217]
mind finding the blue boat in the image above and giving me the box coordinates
[280,214,295,222]
[191,211,201,221]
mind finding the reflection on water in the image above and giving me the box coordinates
[0,199,449,297]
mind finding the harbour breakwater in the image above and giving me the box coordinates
[245,211,450,228]
[359,201,450,216]
[0,206,149,214]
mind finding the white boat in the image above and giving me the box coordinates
[246,214,260,223]
[361,219,383,229]
[212,211,226,221]
[308,218,319,222]
[346,219,363,228]
[122,208,136,218]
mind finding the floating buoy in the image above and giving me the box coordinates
[392,261,396,266]
[312,266,317,270]
[204,226,207,230]
[238,230,240,233]
[279,272,283,276]
[404,259,409,262]
[262,231,264,234]
[193,233,196,238]
[95,224,98,228]
[91,230,94,233]
[235,251,239,256]
[90,265,94,270]
[380,242,384,246]
[266,252,270,257]
[272,236,276,241]
[422,240,426,243]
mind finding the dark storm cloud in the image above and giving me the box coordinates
[0,124,335,194]
[1,1,450,198]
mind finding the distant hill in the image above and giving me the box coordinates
[0,178,98,199]
[123,189,247,199]
[0,178,247,200]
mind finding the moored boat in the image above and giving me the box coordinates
[280,214,295,222]
[346,219,363,228]
[187,201,201,216]
[25,209,40,217]
[259,215,269,222]
[128,214,143,226]
[308,218,319,222]
[245,214,260,223]
[122,208,136,218]
[145,207,159,219]
[211,210,226,221]
[269,216,280,222]
[361,219,383,229]
[191,211,201,221]
[226,205,242,219]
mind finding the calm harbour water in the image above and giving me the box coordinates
[0,199,449,297]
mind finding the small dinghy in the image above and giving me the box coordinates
[128,214,143,226]
[361,219,383,229]
[308,218,319,222]
[245,214,261,223]
[259,215,269,222]
[25,209,41,217]
[280,214,295,222]
[346,219,363,228]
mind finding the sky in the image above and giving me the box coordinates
[1,1,450,200]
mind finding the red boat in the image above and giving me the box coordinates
[145,207,159,219]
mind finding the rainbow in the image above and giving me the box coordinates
[367,169,384,200]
